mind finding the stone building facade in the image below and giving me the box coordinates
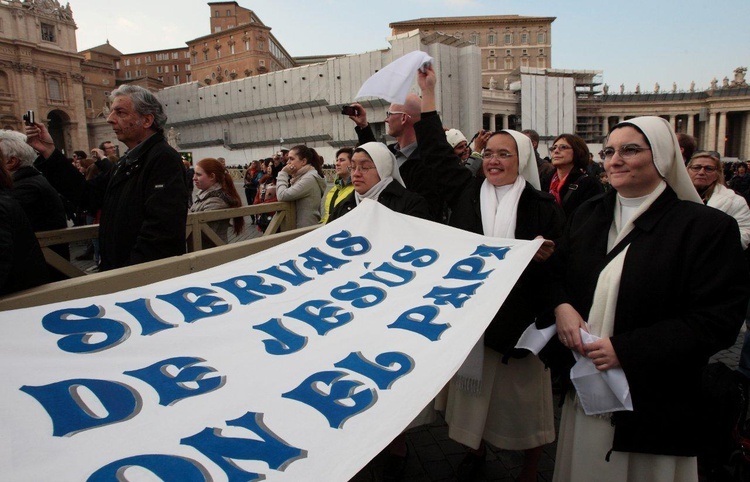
[390,15,554,90]
[186,1,295,86]
[0,0,87,155]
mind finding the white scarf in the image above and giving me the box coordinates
[354,176,393,205]
[455,174,527,395]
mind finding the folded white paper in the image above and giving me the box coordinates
[355,51,433,104]
[515,323,557,355]
[570,330,633,415]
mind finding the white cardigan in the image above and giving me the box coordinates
[708,184,750,249]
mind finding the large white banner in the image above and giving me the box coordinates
[0,200,541,481]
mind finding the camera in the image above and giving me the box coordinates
[341,105,359,116]
[23,110,34,126]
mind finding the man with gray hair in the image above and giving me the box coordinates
[26,84,189,271]
[0,130,69,265]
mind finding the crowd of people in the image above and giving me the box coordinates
[1,65,749,482]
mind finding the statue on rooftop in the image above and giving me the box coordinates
[690,80,695,92]
[619,83,624,94]
[602,83,609,95]
[654,82,660,94]
[672,82,677,93]
[635,83,641,94]
[731,67,747,87]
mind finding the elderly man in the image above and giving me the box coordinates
[0,130,69,265]
[348,96,454,222]
[26,84,189,271]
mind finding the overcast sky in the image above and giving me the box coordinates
[70,0,750,92]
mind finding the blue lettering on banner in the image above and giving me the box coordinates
[325,230,371,256]
[392,245,439,267]
[115,298,175,336]
[253,318,307,355]
[330,282,386,308]
[284,300,353,336]
[334,352,413,390]
[156,287,230,323]
[88,454,207,482]
[282,371,376,429]
[258,260,313,286]
[42,304,130,354]
[423,283,483,309]
[444,257,493,281]
[360,262,415,287]
[298,247,350,274]
[388,305,447,341]
[212,275,285,305]
[181,411,307,482]
[20,378,140,437]
[124,357,225,406]
[473,244,511,260]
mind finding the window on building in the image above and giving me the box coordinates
[48,78,61,100]
[174,75,180,84]
[145,56,151,63]
[115,61,120,69]
[537,32,546,44]
[216,48,221,59]
[489,49,495,57]
[215,26,221,33]
[186,73,191,82]
[537,57,546,68]
[156,66,163,73]
[203,51,209,61]
[214,10,219,17]
[86,99,92,108]
[184,51,190,59]
[0,71,11,94]
[245,39,250,51]
[41,23,55,42]
[136,70,142,77]
[226,9,231,15]
[124,59,130,66]
[135,57,141,65]
[488,34,495,45]
[258,40,265,50]
[521,57,529,67]
[521,33,529,44]
[522,49,528,56]
[470,33,479,45]
[125,71,132,79]
[504,33,512,45]
[185,64,191,71]
[539,48,544,55]
[504,58,513,70]
[173,65,179,72]
[488,58,496,70]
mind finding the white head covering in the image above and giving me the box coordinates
[445,128,467,149]
[497,129,541,190]
[357,142,405,187]
[610,116,701,203]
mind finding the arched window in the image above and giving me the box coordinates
[0,71,10,94]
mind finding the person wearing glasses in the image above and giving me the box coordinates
[326,142,430,223]
[550,117,749,482]
[687,151,750,249]
[541,133,603,219]
[346,97,446,222]
[415,65,563,482]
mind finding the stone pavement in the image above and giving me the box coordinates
[350,329,746,482]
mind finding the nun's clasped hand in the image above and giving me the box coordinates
[584,338,621,371]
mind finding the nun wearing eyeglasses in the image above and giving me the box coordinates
[550,117,750,482]
[416,65,564,482]
[326,141,430,222]
[687,151,750,249]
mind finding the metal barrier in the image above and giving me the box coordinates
[0,224,318,311]
[33,202,298,280]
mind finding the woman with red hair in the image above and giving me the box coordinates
[190,157,245,246]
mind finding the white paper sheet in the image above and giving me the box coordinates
[355,51,433,104]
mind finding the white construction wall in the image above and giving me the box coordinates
[521,74,576,138]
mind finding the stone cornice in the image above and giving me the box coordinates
[390,15,556,29]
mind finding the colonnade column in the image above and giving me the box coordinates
[669,116,676,131]
[717,112,727,156]
[501,115,509,129]
[489,114,496,132]
[707,112,717,151]
[743,112,750,160]
[687,114,695,137]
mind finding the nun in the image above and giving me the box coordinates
[327,141,430,222]
[551,116,750,481]
[415,63,565,482]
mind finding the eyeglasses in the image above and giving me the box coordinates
[347,164,376,173]
[688,165,718,173]
[482,150,515,161]
[599,145,651,160]
[548,144,572,153]
[386,111,410,118]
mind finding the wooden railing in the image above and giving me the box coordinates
[34,202,298,280]
[1,224,318,311]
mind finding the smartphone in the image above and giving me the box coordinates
[23,110,35,126]
[341,105,358,116]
